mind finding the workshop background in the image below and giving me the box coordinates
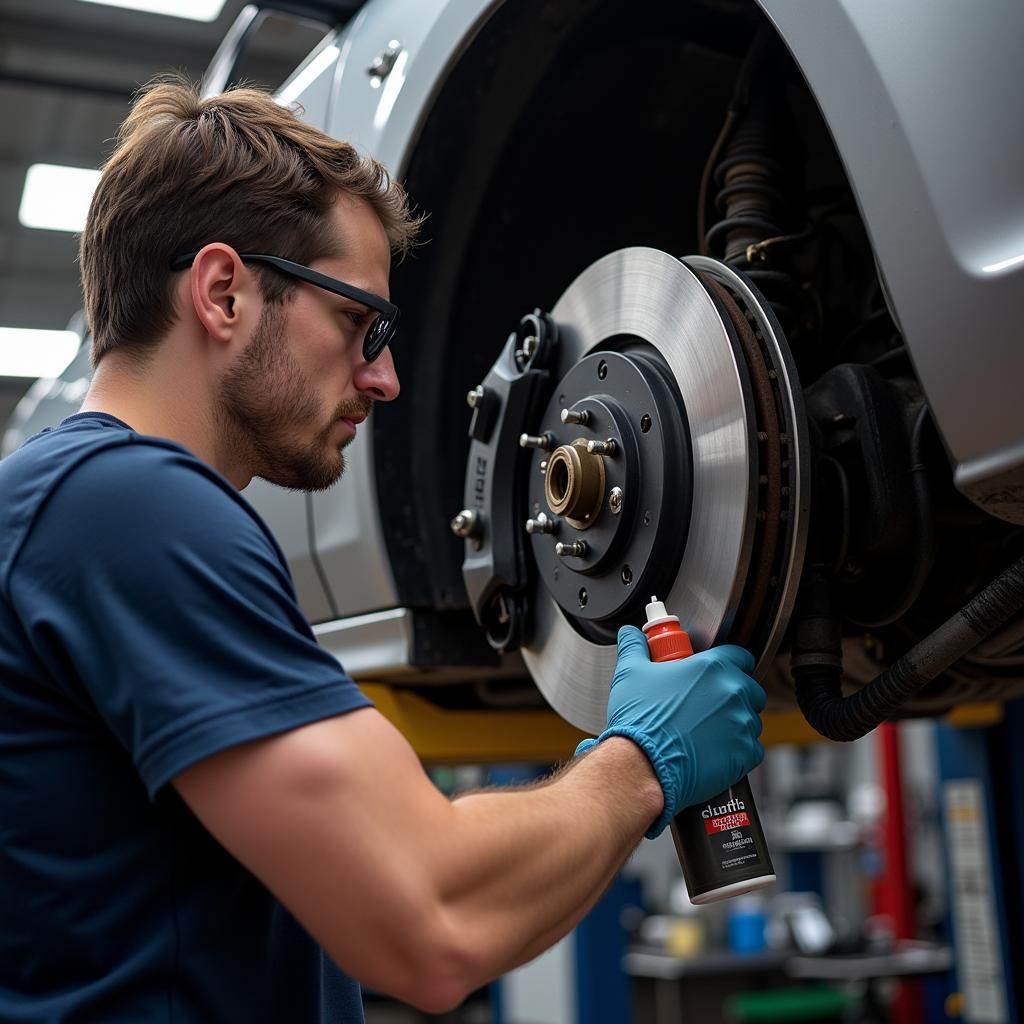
[2,2,1022,1023]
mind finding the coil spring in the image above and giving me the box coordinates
[702,109,804,337]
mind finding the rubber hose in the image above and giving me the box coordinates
[792,553,1024,741]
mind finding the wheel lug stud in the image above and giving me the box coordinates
[520,432,555,451]
[560,408,590,426]
[586,438,617,456]
[525,513,560,535]
[555,540,587,557]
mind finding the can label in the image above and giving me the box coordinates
[704,811,750,832]
[672,777,774,899]
[704,811,760,872]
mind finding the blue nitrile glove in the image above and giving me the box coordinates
[575,625,766,838]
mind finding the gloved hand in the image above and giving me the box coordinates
[575,625,766,837]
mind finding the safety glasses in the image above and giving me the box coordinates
[169,251,400,362]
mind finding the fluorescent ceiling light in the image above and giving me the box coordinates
[76,0,226,21]
[0,329,82,379]
[19,164,101,233]
[277,45,340,106]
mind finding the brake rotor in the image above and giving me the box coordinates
[521,247,808,733]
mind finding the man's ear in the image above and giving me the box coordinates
[189,244,254,344]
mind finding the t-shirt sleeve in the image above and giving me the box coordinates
[9,442,372,798]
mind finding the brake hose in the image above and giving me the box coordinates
[791,553,1024,741]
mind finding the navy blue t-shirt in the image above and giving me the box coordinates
[0,412,372,1022]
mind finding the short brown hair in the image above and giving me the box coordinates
[80,78,422,365]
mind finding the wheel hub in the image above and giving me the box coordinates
[526,349,691,631]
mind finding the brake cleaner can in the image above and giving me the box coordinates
[643,596,776,905]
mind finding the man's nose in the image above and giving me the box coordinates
[355,344,400,401]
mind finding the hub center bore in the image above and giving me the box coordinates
[544,440,606,529]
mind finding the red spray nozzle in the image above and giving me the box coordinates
[641,595,694,663]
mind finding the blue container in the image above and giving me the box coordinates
[727,897,768,954]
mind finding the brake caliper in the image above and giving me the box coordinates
[454,310,558,652]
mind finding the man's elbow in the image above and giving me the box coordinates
[340,908,486,1014]
[405,913,486,1014]
[404,972,473,1016]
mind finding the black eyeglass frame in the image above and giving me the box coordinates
[169,251,400,362]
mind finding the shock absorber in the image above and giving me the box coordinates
[703,96,806,340]
[705,98,787,263]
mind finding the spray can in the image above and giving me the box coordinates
[643,595,776,905]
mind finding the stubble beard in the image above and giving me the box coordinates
[217,303,373,492]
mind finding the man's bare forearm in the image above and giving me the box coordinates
[432,737,662,983]
[176,713,664,1011]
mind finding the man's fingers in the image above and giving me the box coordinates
[614,625,650,675]
[749,682,767,714]
[713,644,755,674]
[751,739,766,769]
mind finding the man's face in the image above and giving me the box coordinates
[217,196,399,491]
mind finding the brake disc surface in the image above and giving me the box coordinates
[522,247,759,733]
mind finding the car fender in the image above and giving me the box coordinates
[757,0,1024,521]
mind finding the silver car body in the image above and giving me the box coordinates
[7,0,1023,677]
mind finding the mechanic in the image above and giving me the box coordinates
[0,81,766,1022]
